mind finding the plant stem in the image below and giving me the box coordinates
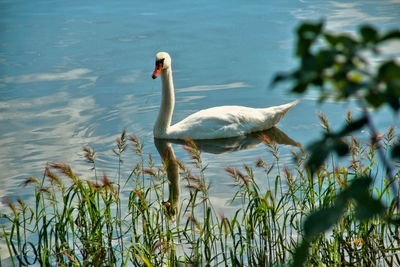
[358,98,400,209]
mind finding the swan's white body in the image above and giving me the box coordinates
[152,52,298,140]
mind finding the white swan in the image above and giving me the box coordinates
[152,52,299,140]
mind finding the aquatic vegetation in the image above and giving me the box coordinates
[1,122,399,266]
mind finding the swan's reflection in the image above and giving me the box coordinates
[154,138,181,216]
[154,127,300,216]
[158,127,300,154]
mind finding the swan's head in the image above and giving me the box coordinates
[152,52,171,79]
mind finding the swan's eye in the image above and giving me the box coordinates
[156,58,165,67]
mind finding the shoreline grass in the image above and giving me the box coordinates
[1,119,399,266]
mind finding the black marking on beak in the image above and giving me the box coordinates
[156,58,165,67]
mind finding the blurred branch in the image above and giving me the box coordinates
[272,20,400,266]
[357,96,399,208]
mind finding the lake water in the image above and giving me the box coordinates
[1,0,399,227]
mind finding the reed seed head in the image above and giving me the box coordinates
[83,146,96,163]
[21,177,42,187]
[317,111,330,133]
[50,162,79,183]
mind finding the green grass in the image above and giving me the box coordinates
[1,120,400,266]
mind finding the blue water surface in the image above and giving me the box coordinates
[0,0,399,228]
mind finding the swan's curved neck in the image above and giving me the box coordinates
[154,67,175,137]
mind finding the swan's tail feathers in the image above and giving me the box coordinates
[283,99,299,112]
[265,100,300,129]
[275,100,300,117]
[285,99,300,108]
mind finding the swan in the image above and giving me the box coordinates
[152,52,299,140]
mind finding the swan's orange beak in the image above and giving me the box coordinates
[152,63,162,79]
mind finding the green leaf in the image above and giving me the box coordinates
[306,117,368,175]
[271,72,293,87]
[304,205,344,237]
[291,238,311,267]
[346,176,372,196]
[296,21,324,57]
[379,29,400,42]
[388,216,400,225]
[324,33,358,52]
[306,139,331,174]
[346,177,385,220]
[365,90,385,108]
[359,25,379,44]
[332,138,349,156]
[354,195,385,221]
[392,144,400,160]
[386,92,400,111]
[377,60,400,111]
[296,39,313,58]
[316,49,336,70]
[324,33,340,47]
[339,116,368,136]
[297,21,324,37]
[306,133,350,174]
[336,34,358,50]
[301,54,317,72]
[378,60,400,84]
[342,82,363,98]
[292,82,309,94]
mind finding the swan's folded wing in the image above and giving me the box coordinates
[167,106,279,139]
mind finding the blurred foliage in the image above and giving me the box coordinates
[304,177,385,238]
[273,20,400,176]
[273,21,400,109]
[273,21,400,175]
[293,176,386,267]
[273,21,400,266]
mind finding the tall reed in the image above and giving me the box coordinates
[1,117,399,266]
